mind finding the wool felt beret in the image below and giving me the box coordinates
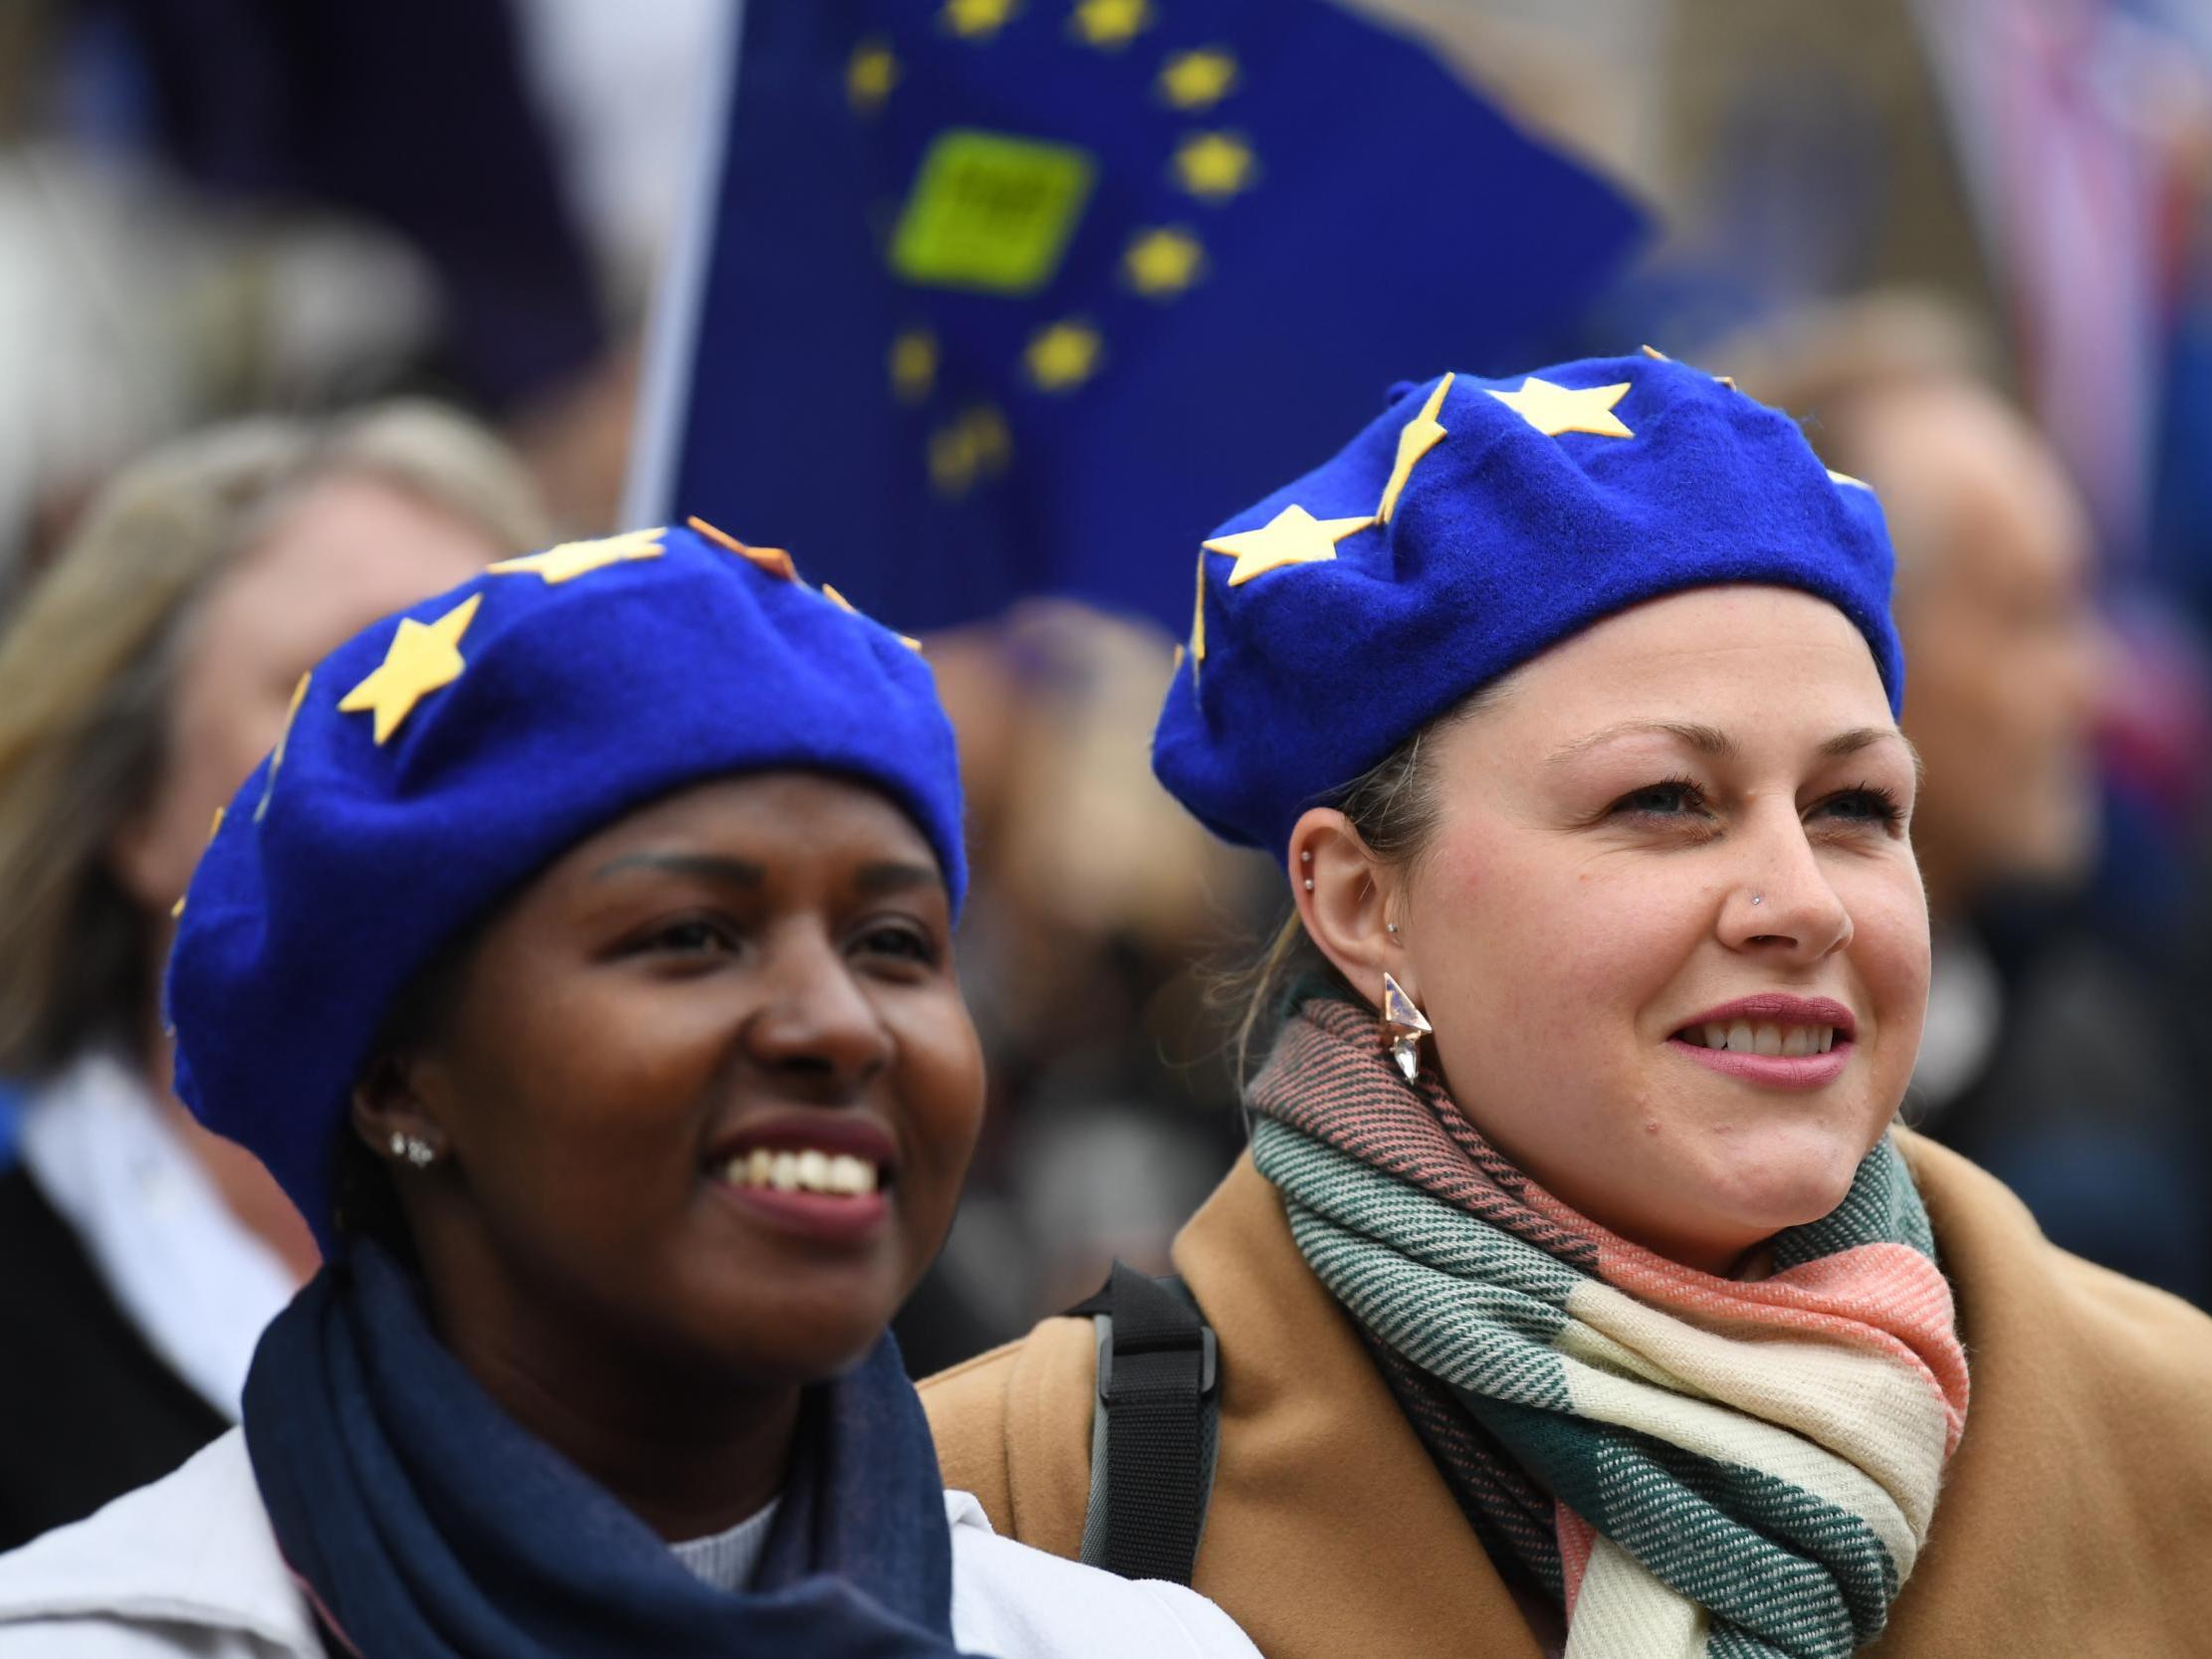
[165,521,965,1248]
[1152,352,1904,855]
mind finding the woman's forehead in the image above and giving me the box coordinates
[1463,588,1900,759]
[575,772,940,864]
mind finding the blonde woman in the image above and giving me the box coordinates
[0,405,545,1549]
[923,355,2212,1656]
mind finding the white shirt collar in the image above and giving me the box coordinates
[19,1052,299,1420]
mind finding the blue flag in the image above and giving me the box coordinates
[631,0,1646,637]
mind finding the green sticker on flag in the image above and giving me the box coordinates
[890,128,1096,296]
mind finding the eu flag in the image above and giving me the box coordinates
[630,0,1646,638]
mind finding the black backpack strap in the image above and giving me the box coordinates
[1065,1261,1218,1585]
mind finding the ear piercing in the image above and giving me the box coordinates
[1387,922,1399,933]
[388,1132,438,1169]
[1379,971,1433,1083]
[1301,849,1314,892]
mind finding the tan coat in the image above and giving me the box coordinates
[923,1131,2212,1658]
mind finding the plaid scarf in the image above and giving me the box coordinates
[1247,998,1969,1659]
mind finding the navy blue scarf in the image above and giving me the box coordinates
[243,1245,963,1657]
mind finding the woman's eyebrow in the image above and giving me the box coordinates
[589,852,766,887]
[1823,726,1926,785]
[852,860,943,898]
[1545,720,1736,767]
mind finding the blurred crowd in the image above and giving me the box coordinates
[2,0,2211,1546]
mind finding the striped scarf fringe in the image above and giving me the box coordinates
[1247,998,1969,1659]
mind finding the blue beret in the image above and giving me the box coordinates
[1153,352,1904,854]
[165,522,964,1247]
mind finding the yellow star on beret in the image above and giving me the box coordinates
[687,516,797,580]
[489,526,665,585]
[254,671,313,822]
[1204,505,1374,587]
[1487,376,1634,439]
[1379,372,1452,523]
[338,593,482,746]
[171,805,229,918]
[821,582,926,653]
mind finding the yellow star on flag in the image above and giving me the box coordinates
[889,327,938,403]
[1172,131,1256,201]
[489,526,666,585]
[1204,505,1374,587]
[254,671,313,821]
[1123,227,1206,297]
[1024,319,1103,391]
[847,38,900,111]
[686,516,797,581]
[1486,376,1634,439]
[943,0,1017,38]
[1378,372,1452,523]
[1827,469,1873,491]
[1159,48,1237,110]
[1640,343,1669,361]
[337,593,482,746]
[1070,0,1152,47]
[927,405,1012,499]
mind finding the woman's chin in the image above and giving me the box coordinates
[1677,1130,1876,1250]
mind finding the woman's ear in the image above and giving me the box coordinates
[1287,807,1406,1011]
[348,1051,448,1165]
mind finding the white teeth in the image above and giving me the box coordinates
[1687,1023,1840,1055]
[722,1147,881,1198]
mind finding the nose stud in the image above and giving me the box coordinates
[1750,893,1764,907]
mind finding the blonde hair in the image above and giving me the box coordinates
[0,401,548,1076]
[1224,685,1504,1083]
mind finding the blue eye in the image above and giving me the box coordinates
[1612,778,1710,817]
[1818,785,1904,828]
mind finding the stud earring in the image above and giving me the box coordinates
[1386,922,1400,934]
[1304,879,1315,891]
[1379,971,1433,1083]
[388,1131,438,1169]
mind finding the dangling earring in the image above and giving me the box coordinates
[388,1131,439,1169]
[1379,971,1432,1083]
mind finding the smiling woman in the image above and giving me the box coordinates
[922,356,2212,1659]
[0,524,1258,1659]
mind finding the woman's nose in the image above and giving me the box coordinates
[742,933,894,1095]
[1719,814,1853,961]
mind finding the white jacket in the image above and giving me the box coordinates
[0,1432,1256,1659]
